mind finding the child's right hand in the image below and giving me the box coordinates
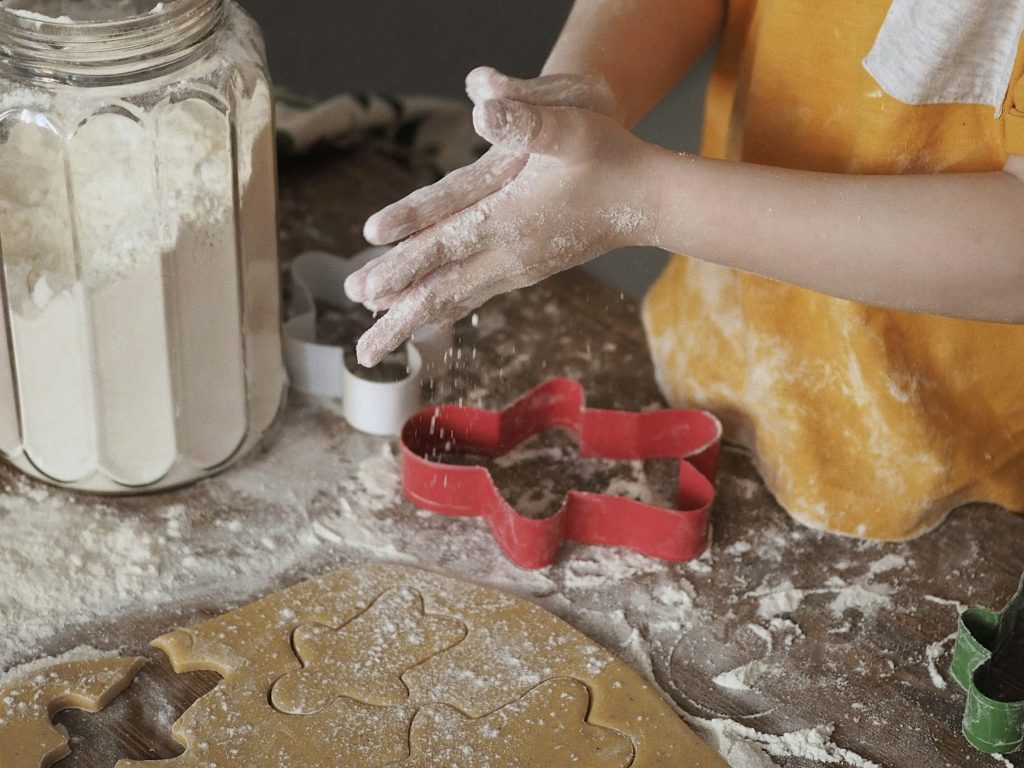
[346,73,658,368]
[361,66,619,247]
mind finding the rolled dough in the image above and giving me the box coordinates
[117,564,727,768]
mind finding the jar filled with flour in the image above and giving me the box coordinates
[0,0,286,492]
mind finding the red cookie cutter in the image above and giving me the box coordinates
[400,378,723,569]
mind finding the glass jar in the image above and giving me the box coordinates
[0,0,287,492]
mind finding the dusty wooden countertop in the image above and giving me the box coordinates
[3,143,1022,768]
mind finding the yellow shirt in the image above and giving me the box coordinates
[643,0,1024,539]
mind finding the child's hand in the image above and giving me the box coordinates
[362,67,618,247]
[346,92,656,368]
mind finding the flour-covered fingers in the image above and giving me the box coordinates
[356,254,504,367]
[363,289,402,313]
[363,148,525,246]
[343,249,390,304]
[358,214,490,303]
[356,237,464,303]
[466,67,617,116]
[345,230,468,305]
[423,262,525,335]
[355,280,452,368]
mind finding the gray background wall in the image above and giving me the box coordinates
[240,0,715,297]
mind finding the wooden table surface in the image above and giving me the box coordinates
[6,143,1023,768]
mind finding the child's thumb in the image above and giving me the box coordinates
[473,99,579,157]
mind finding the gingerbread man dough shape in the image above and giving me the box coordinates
[390,677,634,768]
[271,587,467,712]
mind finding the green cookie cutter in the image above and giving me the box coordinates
[951,574,1024,754]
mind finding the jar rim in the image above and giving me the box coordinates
[0,0,227,84]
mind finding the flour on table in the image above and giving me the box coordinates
[687,717,882,768]
[711,619,794,694]
[0,403,418,672]
[925,633,957,690]
[355,445,402,500]
[0,646,117,689]
[713,658,772,692]
[921,594,971,690]
[749,553,907,620]
[754,581,807,619]
[724,540,753,556]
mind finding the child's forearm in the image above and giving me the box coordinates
[542,0,723,127]
[642,151,1024,323]
[350,84,1024,364]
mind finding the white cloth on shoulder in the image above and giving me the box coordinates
[863,0,1024,116]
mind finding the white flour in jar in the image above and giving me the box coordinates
[8,0,167,24]
[0,3,283,489]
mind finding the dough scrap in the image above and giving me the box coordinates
[272,587,467,712]
[391,678,634,768]
[118,564,727,768]
[0,656,144,768]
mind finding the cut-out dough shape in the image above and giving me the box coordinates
[121,678,415,767]
[272,587,467,712]
[117,564,727,768]
[0,656,144,768]
[390,678,634,768]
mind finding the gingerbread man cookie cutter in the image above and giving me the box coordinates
[952,574,1024,755]
[284,248,452,436]
[401,378,723,569]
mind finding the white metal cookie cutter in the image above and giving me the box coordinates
[284,248,452,436]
